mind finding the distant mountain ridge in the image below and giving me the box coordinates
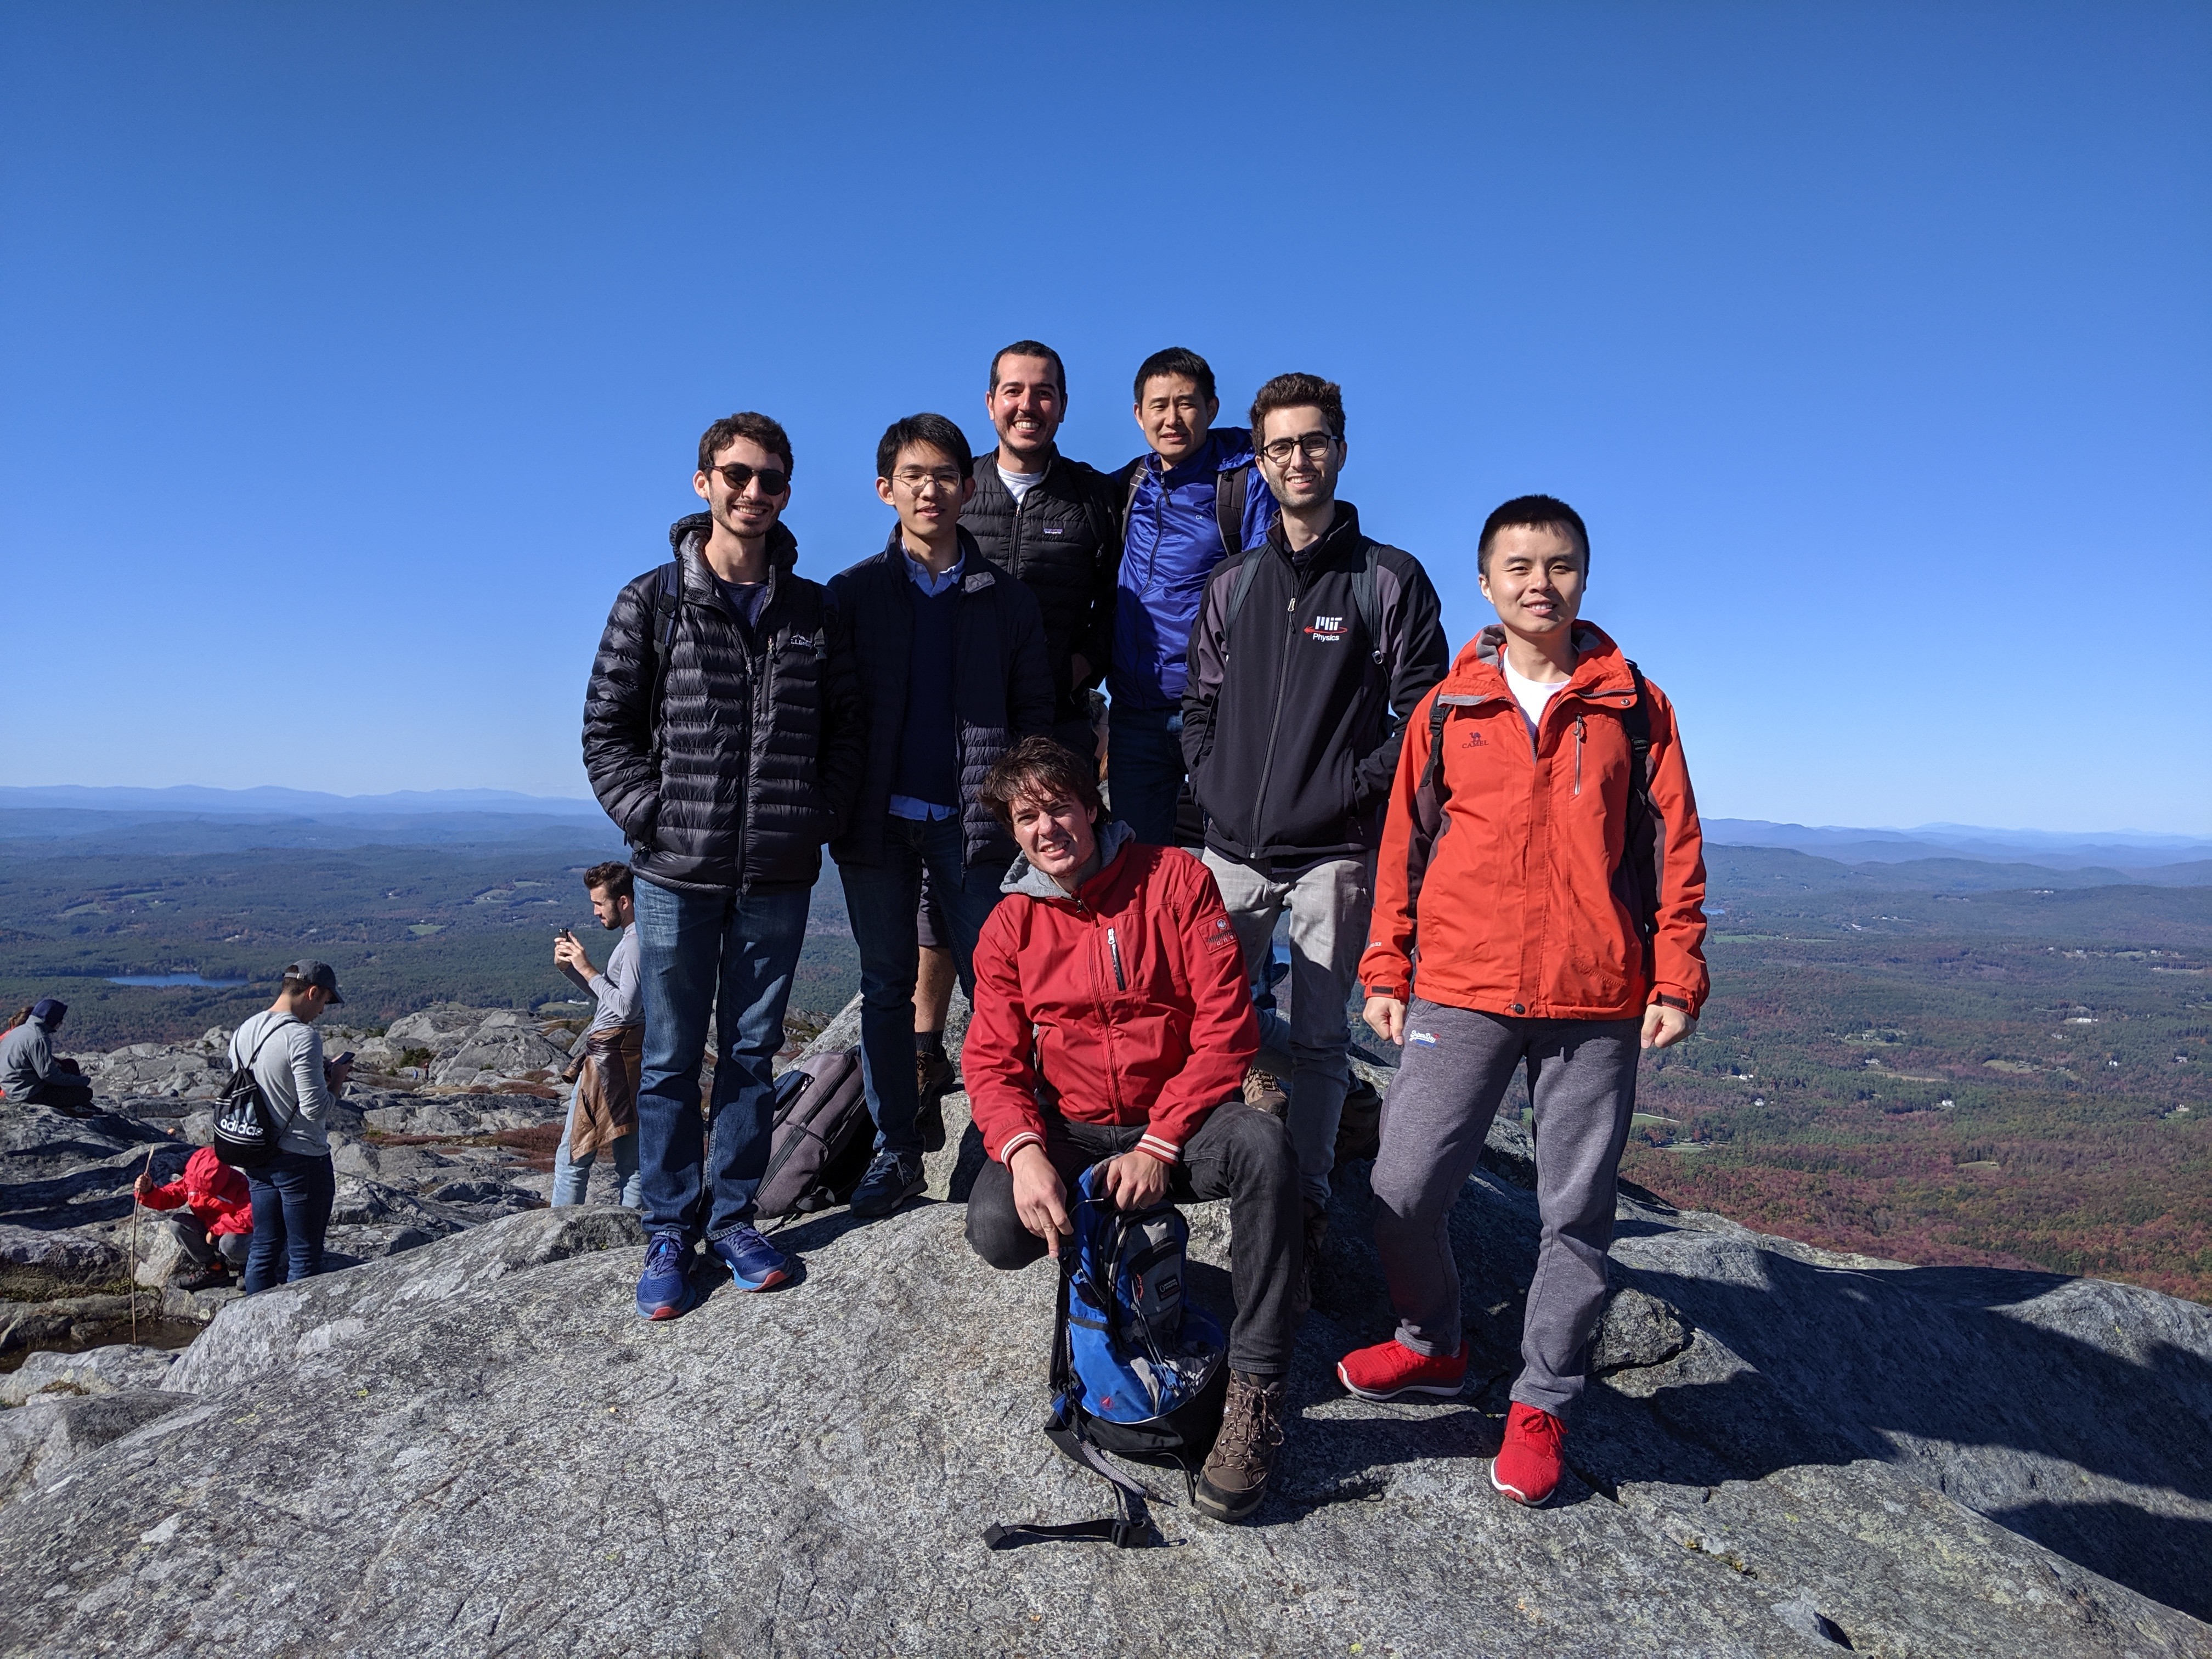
[0,785,601,816]
[1704,818,2211,871]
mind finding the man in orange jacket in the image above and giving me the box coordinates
[962,735,1302,1524]
[1336,494,1709,1509]
[134,1145,255,1291]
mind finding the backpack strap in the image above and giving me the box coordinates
[1352,541,1383,666]
[1618,659,1661,971]
[1622,659,1654,802]
[1214,462,1249,556]
[645,559,682,768]
[1220,548,1268,648]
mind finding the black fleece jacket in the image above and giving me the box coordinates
[1181,501,1449,865]
[583,515,863,894]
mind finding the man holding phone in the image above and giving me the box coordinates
[550,861,642,1208]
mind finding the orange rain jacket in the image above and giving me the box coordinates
[1359,620,1709,1022]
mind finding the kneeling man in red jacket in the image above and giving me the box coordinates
[964,735,1302,1523]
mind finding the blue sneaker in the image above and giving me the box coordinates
[709,1224,791,1291]
[635,1231,697,1321]
[849,1149,926,1218]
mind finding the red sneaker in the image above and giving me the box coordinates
[1490,1401,1566,1506]
[1335,1338,1470,1402]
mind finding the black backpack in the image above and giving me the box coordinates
[1420,663,1663,973]
[211,1017,301,1170]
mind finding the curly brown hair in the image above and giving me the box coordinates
[580,861,634,900]
[979,736,1103,832]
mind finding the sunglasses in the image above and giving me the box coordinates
[707,462,790,495]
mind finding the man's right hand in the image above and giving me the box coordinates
[1008,1143,1073,1245]
[1364,995,1407,1046]
[133,1173,155,1200]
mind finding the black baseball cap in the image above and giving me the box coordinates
[281,960,344,1005]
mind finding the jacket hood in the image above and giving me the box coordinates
[1443,618,1635,701]
[667,512,800,573]
[1000,817,1136,900]
[183,1145,230,1192]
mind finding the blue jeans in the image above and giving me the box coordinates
[633,878,811,1242]
[550,1082,643,1208]
[242,1150,335,1294]
[1108,702,1185,850]
[838,814,1005,1160]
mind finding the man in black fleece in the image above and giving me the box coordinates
[1182,373,1449,1309]
[827,413,1054,1220]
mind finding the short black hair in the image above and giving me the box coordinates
[1477,494,1590,576]
[989,340,1066,396]
[697,412,793,478]
[1133,347,1217,406]
[581,860,634,900]
[1250,372,1345,443]
[876,414,975,482]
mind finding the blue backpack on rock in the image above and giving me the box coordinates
[984,1163,1228,1551]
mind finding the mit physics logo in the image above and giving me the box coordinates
[1304,615,1349,642]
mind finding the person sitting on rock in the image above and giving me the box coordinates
[1339,495,1709,1509]
[962,735,1301,1524]
[228,961,353,1293]
[549,861,644,1209]
[0,1000,94,1113]
[134,1145,253,1291]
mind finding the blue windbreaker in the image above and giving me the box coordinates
[1108,427,1279,710]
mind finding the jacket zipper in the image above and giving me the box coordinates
[1107,926,1126,990]
[1573,715,1584,797]
[1072,897,1125,1118]
[1248,563,1304,839]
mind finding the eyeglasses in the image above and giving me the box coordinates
[707,462,790,495]
[1260,432,1339,466]
[892,467,966,494]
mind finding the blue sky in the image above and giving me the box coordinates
[3,3,2206,832]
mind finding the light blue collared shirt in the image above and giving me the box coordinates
[889,546,965,821]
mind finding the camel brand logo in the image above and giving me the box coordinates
[1462,729,1486,747]
[1305,615,1348,642]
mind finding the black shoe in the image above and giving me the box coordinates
[179,1266,233,1293]
[849,1149,925,1218]
[1195,1373,1286,1522]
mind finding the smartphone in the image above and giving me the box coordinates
[332,1051,356,1067]
[556,926,575,942]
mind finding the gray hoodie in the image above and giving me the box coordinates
[227,1011,338,1159]
[0,1017,59,1095]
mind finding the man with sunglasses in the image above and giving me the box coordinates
[1182,373,1448,1317]
[584,411,864,1321]
[827,413,1053,1221]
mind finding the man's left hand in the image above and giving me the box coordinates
[554,935,597,978]
[1641,1004,1695,1050]
[1103,1149,1171,1212]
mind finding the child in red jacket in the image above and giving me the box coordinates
[136,1145,254,1291]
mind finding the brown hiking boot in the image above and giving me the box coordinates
[1195,1373,1286,1522]
[916,1050,955,1100]
[1241,1066,1288,1119]
[1293,1199,1329,1322]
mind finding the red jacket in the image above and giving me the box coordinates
[1360,621,1710,1022]
[138,1145,255,1236]
[966,825,1258,1166]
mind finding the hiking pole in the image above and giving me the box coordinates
[131,1145,154,1344]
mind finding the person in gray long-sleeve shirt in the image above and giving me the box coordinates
[550,862,644,1207]
[228,961,353,1293]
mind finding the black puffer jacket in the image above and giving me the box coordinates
[958,449,1121,724]
[583,515,863,895]
[1182,501,1449,865]
[826,527,1055,871]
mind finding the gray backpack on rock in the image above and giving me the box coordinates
[755,1046,873,1218]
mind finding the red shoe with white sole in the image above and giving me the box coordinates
[1335,1338,1470,1402]
[1490,1401,1566,1505]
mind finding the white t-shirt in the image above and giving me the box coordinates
[999,462,1045,504]
[1502,657,1573,742]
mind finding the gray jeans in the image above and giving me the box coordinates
[167,1215,250,1271]
[1370,1000,1639,1417]
[1204,849,1372,1207]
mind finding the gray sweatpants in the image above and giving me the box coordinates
[1370,999,1639,1417]
[1204,848,1372,1207]
[167,1215,250,1271]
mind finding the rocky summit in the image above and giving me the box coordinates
[0,1002,2208,1657]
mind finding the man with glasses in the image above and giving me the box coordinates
[1109,347,1279,850]
[584,411,864,1321]
[828,413,1053,1220]
[1182,373,1449,1317]
[896,341,1124,1105]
